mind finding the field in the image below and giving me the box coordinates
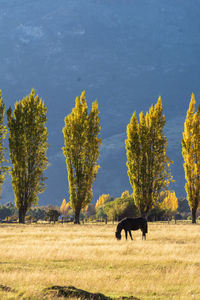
[0,222,200,299]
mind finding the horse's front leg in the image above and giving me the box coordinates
[129,230,133,240]
[142,232,146,240]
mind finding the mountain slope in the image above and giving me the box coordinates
[1,0,200,205]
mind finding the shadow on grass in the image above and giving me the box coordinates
[43,285,140,299]
[0,283,140,299]
[0,284,15,292]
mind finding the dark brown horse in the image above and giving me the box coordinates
[115,217,148,240]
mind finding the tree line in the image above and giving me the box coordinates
[0,89,199,223]
[0,194,192,223]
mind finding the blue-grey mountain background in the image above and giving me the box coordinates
[1,0,200,205]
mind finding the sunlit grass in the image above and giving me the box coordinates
[0,222,200,299]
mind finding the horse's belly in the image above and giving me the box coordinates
[130,225,140,231]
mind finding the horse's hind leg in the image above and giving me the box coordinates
[125,230,128,240]
[129,231,133,240]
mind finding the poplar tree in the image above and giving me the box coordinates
[125,97,172,217]
[0,90,8,197]
[182,94,200,223]
[160,190,178,212]
[7,89,48,223]
[63,91,101,224]
[60,199,70,216]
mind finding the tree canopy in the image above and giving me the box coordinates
[182,93,200,223]
[63,91,101,224]
[60,199,70,216]
[0,90,8,197]
[95,194,112,209]
[7,89,48,223]
[125,97,173,217]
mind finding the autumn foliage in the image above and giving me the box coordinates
[62,91,101,224]
[160,191,178,212]
[95,194,111,209]
[125,97,173,217]
[182,94,200,223]
[60,199,70,216]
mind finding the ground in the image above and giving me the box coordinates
[0,221,200,299]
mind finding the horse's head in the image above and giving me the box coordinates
[115,231,121,240]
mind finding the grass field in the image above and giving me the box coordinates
[0,222,200,299]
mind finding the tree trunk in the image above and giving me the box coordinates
[192,208,196,224]
[19,208,26,224]
[74,210,80,224]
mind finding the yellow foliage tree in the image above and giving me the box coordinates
[95,194,110,209]
[0,90,8,197]
[182,94,200,223]
[121,190,130,198]
[125,97,173,217]
[63,91,101,224]
[60,199,70,216]
[160,191,178,212]
[7,89,48,223]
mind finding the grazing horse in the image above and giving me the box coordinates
[115,217,148,240]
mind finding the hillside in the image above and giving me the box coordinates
[1,0,200,205]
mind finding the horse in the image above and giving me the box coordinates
[115,217,148,240]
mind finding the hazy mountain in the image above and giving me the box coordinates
[1,0,200,205]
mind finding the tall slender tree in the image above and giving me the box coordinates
[125,97,173,217]
[60,199,70,216]
[0,90,8,197]
[7,89,48,223]
[182,94,200,223]
[63,91,101,224]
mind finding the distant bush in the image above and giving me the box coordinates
[103,196,138,222]
[175,213,183,220]
[96,207,107,222]
[25,215,36,223]
[4,215,18,223]
[148,206,165,221]
[45,209,60,223]
[178,198,190,214]
[27,207,46,221]
[0,202,17,220]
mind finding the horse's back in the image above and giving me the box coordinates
[122,217,147,231]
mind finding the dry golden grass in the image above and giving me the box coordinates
[0,222,200,299]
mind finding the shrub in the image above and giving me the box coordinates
[4,215,18,223]
[45,209,60,223]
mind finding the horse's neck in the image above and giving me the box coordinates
[116,222,123,233]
